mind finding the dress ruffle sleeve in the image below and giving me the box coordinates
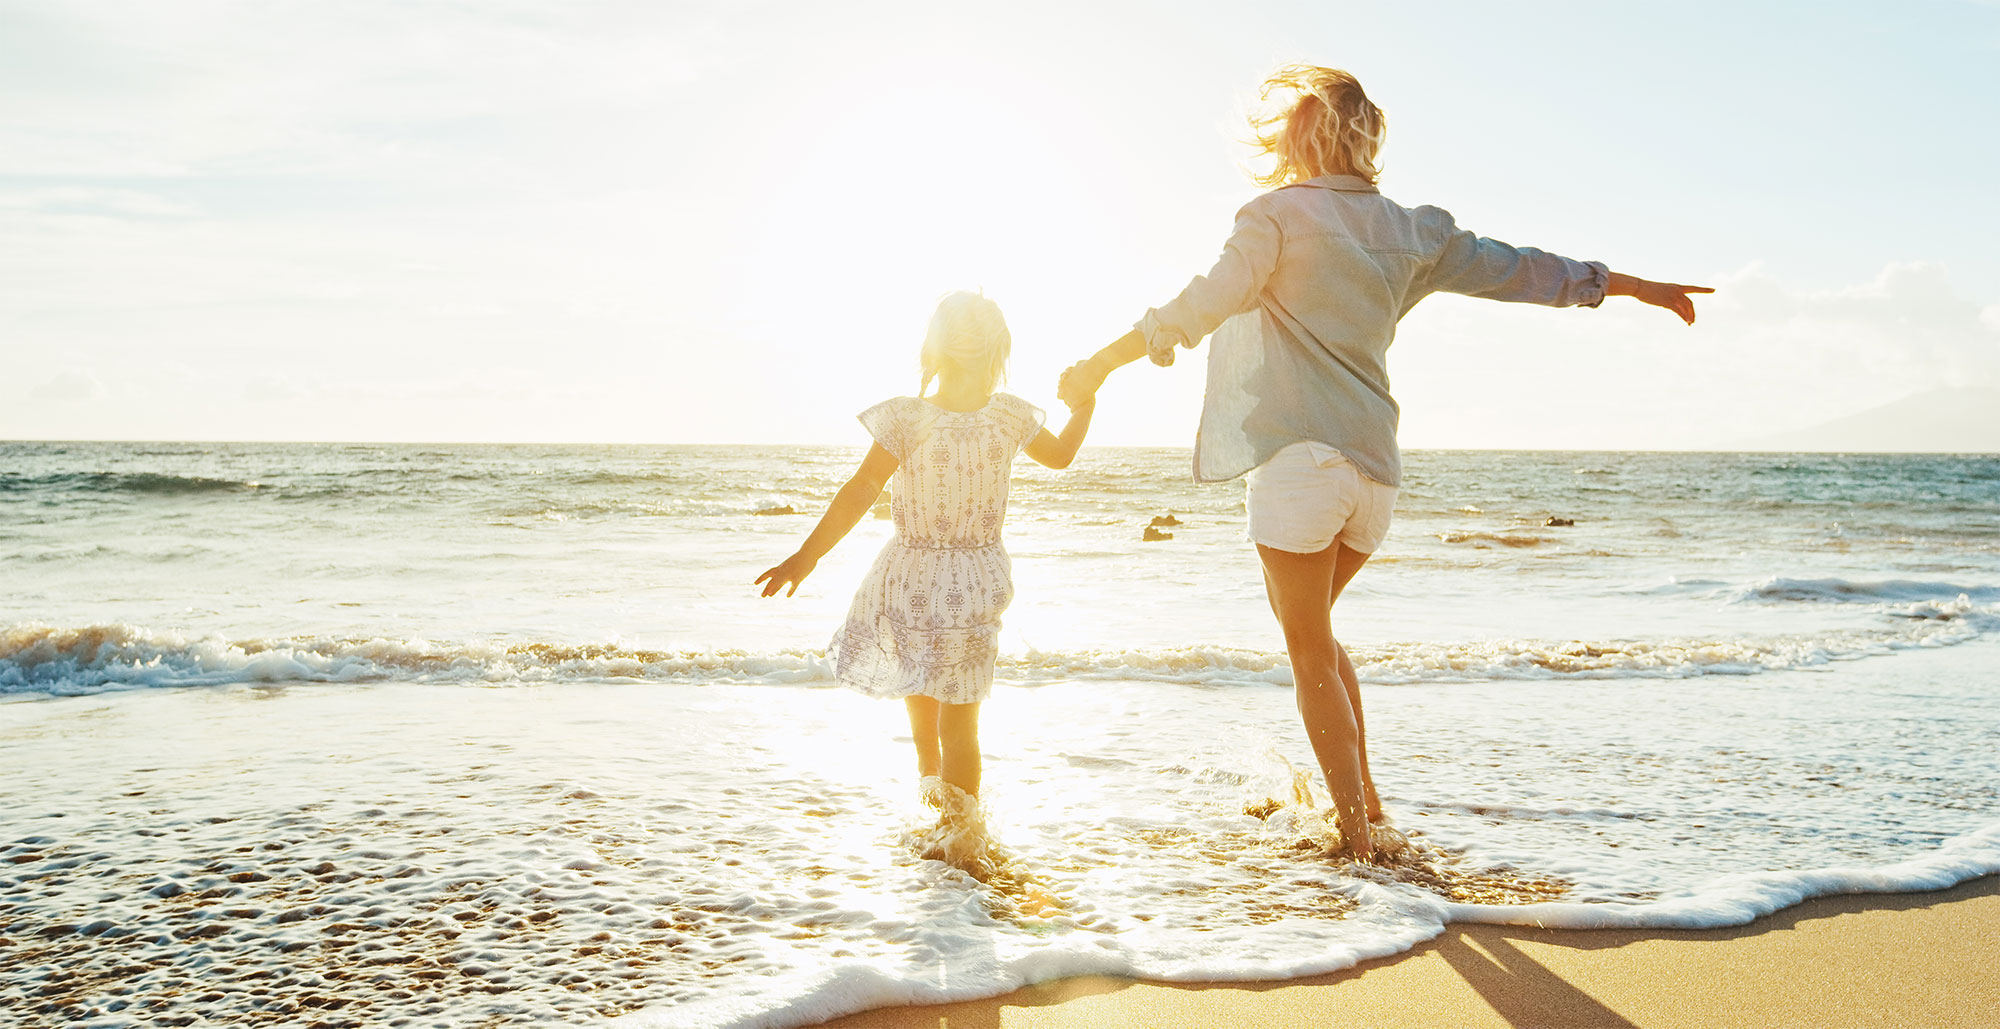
[994,394,1045,451]
[857,398,908,462]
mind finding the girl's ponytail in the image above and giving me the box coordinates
[919,291,1011,397]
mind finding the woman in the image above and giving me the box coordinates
[1058,65,1710,861]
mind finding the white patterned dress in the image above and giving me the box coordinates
[830,393,1045,704]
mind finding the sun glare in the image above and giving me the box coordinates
[752,71,1107,382]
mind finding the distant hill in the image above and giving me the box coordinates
[1739,387,2000,453]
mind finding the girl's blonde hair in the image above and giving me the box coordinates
[1247,65,1386,188]
[919,291,1010,397]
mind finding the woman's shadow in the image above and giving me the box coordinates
[1429,928,1636,1028]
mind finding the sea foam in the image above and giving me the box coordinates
[5,599,1994,697]
[7,628,1999,1028]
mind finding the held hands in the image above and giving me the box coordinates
[1056,359,1104,410]
[754,552,817,597]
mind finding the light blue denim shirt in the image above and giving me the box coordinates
[1139,174,1608,487]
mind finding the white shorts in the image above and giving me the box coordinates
[1244,442,1397,555]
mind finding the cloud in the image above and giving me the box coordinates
[1712,261,2000,391]
[28,369,106,401]
[1389,259,2000,450]
[0,187,195,218]
[0,2,720,179]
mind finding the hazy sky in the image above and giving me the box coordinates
[6,0,1998,447]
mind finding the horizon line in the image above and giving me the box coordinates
[5,438,1996,457]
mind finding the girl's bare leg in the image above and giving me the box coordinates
[904,696,942,780]
[1258,541,1372,859]
[936,701,982,796]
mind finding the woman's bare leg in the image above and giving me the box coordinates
[1324,544,1381,822]
[1331,639,1380,822]
[937,701,982,796]
[904,696,942,780]
[1265,544,1381,823]
[1258,542,1372,859]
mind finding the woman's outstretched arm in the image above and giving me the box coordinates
[1059,201,1282,407]
[1057,330,1145,407]
[1423,210,1713,324]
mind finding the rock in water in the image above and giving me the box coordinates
[1149,514,1182,527]
[1544,516,1574,527]
[1142,526,1173,542]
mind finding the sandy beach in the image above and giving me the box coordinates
[7,641,2000,1027]
[820,874,2000,1027]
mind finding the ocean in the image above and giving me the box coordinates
[4,441,1998,1027]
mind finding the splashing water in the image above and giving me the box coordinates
[1243,765,1569,906]
[905,778,1069,921]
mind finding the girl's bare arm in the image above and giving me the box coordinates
[755,444,899,597]
[1024,397,1096,470]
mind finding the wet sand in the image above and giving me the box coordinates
[818,874,2000,1027]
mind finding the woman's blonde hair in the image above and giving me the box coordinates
[1247,65,1386,188]
[919,291,1010,397]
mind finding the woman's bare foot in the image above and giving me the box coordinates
[1369,822,1410,860]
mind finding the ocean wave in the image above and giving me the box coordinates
[0,471,261,496]
[492,496,839,522]
[1434,531,1553,548]
[6,609,1993,697]
[0,625,833,696]
[1632,577,1730,596]
[1734,576,2000,606]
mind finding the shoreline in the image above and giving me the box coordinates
[817,874,2000,1028]
[10,666,2000,1027]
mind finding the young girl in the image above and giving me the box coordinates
[756,291,1094,800]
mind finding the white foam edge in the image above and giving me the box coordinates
[613,821,2000,1029]
[8,609,1996,697]
[1439,819,2000,930]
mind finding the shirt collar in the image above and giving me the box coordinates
[1293,174,1380,194]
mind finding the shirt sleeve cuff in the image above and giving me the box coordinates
[1575,260,1610,308]
[1136,308,1195,367]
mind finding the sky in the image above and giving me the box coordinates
[5,0,1998,448]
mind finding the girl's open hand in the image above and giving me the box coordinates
[755,553,817,597]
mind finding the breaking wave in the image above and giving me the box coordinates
[1734,576,2000,607]
[0,472,260,496]
[6,605,1994,697]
